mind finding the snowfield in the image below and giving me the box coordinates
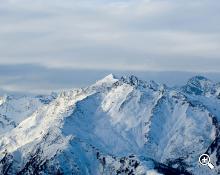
[0,74,219,175]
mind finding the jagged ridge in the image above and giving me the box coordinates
[0,74,219,175]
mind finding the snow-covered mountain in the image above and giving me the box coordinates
[0,74,219,175]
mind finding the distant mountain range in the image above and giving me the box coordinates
[0,74,219,175]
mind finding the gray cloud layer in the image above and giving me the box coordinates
[0,0,220,72]
[1,64,220,95]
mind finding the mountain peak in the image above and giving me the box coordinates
[188,75,210,82]
[119,75,145,87]
[95,74,118,85]
[102,73,118,81]
[184,75,213,95]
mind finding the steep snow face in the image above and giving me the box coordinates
[0,94,57,135]
[0,75,219,175]
[0,96,5,106]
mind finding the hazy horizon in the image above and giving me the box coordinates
[1,64,220,95]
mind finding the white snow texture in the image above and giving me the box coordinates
[0,74,219,175]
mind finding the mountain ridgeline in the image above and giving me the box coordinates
[0,74,219,175]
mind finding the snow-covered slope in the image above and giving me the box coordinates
[0,93,57,135]
[0,74,219,175]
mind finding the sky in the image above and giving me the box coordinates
[0,0,220,94]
